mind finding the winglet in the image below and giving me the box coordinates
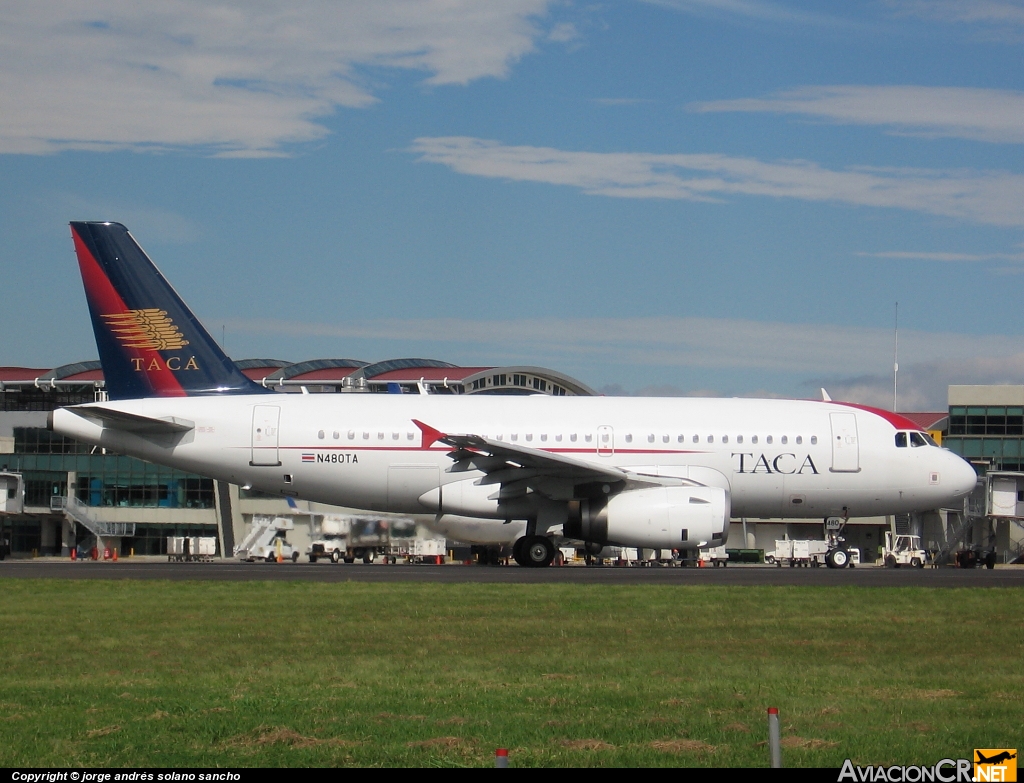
[821,388,832,402]
[412,419,446,449]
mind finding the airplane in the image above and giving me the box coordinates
[50,221,980,567]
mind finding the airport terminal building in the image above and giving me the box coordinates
[2,360,1022,564]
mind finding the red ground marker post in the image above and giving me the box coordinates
[768,707,782,768]
[495,748,508,768]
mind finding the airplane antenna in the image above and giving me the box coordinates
[893,302,899,412]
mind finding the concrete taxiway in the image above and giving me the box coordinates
[2,560,1022,586]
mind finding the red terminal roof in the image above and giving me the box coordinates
[0,368,50,382]
[369,367,490,382]
[897,412,949,431]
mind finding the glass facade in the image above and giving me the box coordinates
[1,387,95,411]
[9,429,215,509]
[945,406,1024,472]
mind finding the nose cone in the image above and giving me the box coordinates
[947,452,979,499]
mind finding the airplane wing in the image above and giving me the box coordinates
[434,429,695,503]
[68,406,195,435]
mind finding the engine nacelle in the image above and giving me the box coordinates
[565,486,730,550]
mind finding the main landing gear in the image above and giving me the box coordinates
[512,535,556,567]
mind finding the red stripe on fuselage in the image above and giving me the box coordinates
[828,401,923,431]
[71,226,187,398]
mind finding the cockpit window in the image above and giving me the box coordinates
[895,432,908,448]
[922,433,938,447]
[910,431,928,447]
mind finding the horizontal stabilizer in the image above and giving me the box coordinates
[70,406,195,434]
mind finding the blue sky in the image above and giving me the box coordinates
[3,0,1024,409]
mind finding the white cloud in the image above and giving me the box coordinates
[409,136,1024,226]
[888,0,1024,26]
[0,1,556,156]
[813,353,1024,411]
[691,85,1024,144]
[857,250,1024,262]
[222,313,1024,380]
[639,0,844,25]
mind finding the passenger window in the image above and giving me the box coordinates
[707,435,714,443]
[333,431,339,440]
[377,432,384,440]
[752,435,758,444]
[392,432,399,440]
[585,434,593,443]
[795,436,802,445]
[526,434,533,442]
[677,435,684,443]
[555,434,563,442]
[722,435,728,444]
[737,435,743,444]
[662,435,669,443]
[318,430,325,439]
[511,434,518,442]
[895,432,908,448]
[540,434,547,442]
[810,436,817,445]
[648,434,655,443]
[781,436,788,445]
[407,432,415,440]
[692,435,699,443]
[348,431,355,440]
[766,436,773,444]
[625,434,633,443]
[570,433,577,442]
[362,432,369,440]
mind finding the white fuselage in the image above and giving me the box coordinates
[52,394,978,542]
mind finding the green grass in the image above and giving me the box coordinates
[0,579,1020,767]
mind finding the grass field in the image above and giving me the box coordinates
[0,579,1021,767]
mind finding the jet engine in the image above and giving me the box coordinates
[564,486,730,550]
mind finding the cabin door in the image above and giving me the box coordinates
[251,405,281,466]
[829,412,860,473]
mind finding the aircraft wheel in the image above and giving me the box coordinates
[512,537,527,566]
[331,549,341,563]
[521,535,555,567]
[828,549,849,569]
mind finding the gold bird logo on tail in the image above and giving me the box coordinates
[102,309,190,351]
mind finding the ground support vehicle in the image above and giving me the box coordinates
[235,516,299,562]
[881,532,927,568]
[768,539,828,567]
[167,536,217,562]
[702,546,731,567]
[954,547,998,569]
[308,514,427,563]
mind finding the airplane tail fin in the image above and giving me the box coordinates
[69,221,270,400]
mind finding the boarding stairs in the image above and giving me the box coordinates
[233,515,291,559]
[51,495,136,539]
[936,510,974,560]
